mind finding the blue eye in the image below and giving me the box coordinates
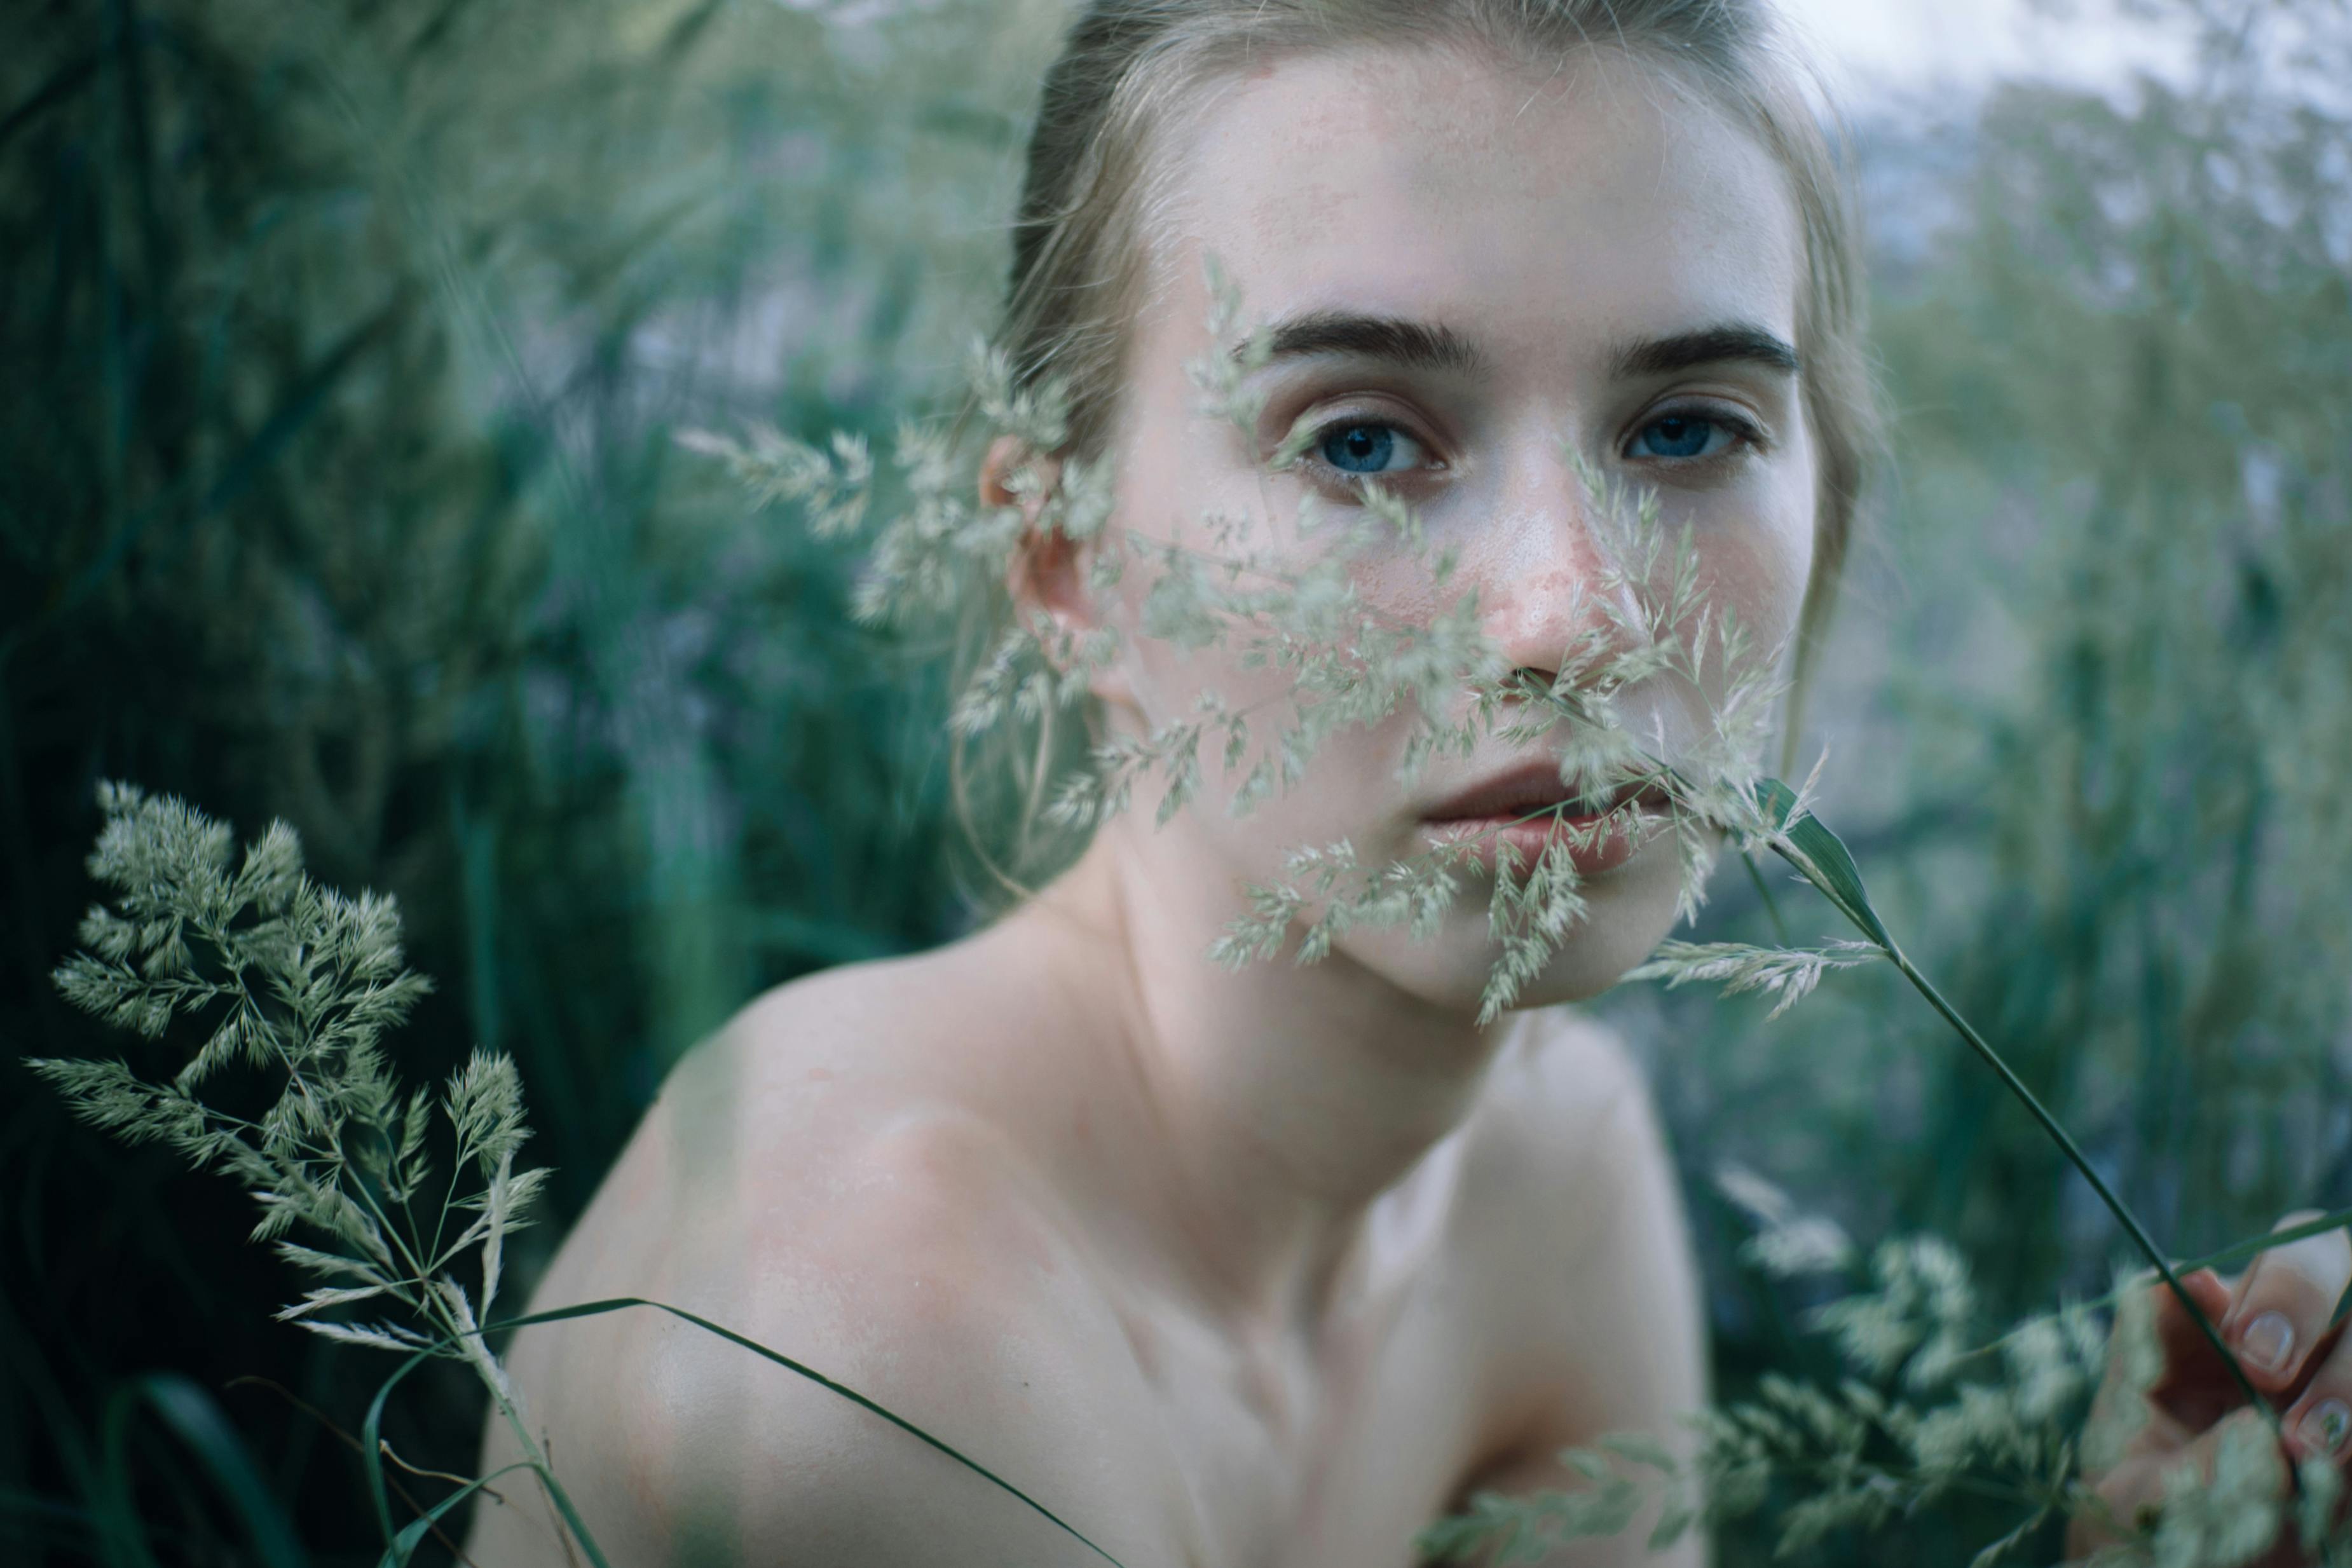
[1318,423,1419,475]
[1635,414,1733,461]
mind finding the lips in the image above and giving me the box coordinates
[1419,758,1662,824]
[1418,760,1670,876]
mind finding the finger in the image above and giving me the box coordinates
[2147,1269,2249,1431]
[2222,1213,2352,1394]
[2283,1310,2352,1464]
[2076,1407,2288,1548]
[2158,1267,2239,1361]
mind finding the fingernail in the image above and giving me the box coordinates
[2239,1310,2294,1375]
[2299,1398,2351,1456]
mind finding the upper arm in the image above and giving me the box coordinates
[1459,1020,1709,1567]
[466,1014,1145,1568]
[470,1289,1125,1568]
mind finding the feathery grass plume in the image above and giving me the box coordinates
[1816,1236,1978,1393]
[1414,1443,1649,1564]
[674,425,875,538]
[1422,1211,2321,1567]
[1477,838,1593,1022]
[35,783,1142,1568]
[2299,1460,2346,1563]
[2079,1277,2164,1476]
[32,783,588,1555]
[1634,756,2294,1501]
[1189,254,1275,433]
[1630,939,1884,1019]
[1714,1164,1857,1276]
[2145,1415,2287,1568]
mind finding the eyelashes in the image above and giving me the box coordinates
[1304,418,1438,479]
[1278,400,1767,494]
[1624,406,1767,464]
[1272,403,1449,494]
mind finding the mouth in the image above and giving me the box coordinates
[1417,760,1673,876]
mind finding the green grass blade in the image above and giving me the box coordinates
[491,1297,1130,1567]
[1972,1207,2352,1358]
[1751,778,1891,948]
[102,1374,308,1568]
[1749,777,2273,1427]
[359,1349,432,1556]
[1885,948,2271,1424]
[377,1462,535,1568]
[360,1344,614,1568]
[1739,849,1791,946]
[359,1297,1127,1567]
[0,1485,100,1553]
[2177,1208,2352,1285]
[439,1297,1129,1568]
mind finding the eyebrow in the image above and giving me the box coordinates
[1248,311,1488,375]
[1243,311,1802,382]
[1611,323,1801,379]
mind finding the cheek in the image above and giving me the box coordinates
[1100,401,1343,723]
[1737,508,1816,646]
[1100,486,1416,845]
[1697,453,1819,657]
[1765,479,1819,646]
[1770,425,1824,625]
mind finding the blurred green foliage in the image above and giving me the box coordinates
[2,0,2345,1562]
[1637,6,2352,1557]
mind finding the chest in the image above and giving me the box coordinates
[1069,1259,1506,1568]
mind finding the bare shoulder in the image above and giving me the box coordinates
[469,943,1149,1567]
[1444,1009,1682,1295]
[530,937,1063,1306]
[1467,1009,1667,1206]
[1447,1009,1706,1468]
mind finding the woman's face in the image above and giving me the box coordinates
[1089,41,1819,1010]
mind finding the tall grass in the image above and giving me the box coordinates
[1620,7,2352,1555]
[3,0,1050,1558]
[1652,0,2351,1321]
[3,0,2346,1563]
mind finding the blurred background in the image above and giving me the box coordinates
[3,0,2346,1562]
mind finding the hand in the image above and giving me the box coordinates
[2070,1213,2351,1563]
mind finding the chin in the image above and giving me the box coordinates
[1342,838,1691,1016]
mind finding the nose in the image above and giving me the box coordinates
[1473,442,1645,687]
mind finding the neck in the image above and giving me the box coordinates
[1018,821,1514,1332]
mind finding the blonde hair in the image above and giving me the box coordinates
[966,0,1875,885]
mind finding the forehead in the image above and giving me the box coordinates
[1149,43,1805,360]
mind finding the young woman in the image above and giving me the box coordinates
[470,3,2349,1563]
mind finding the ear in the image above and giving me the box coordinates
[983,435,1135,709]
[983,433,1077,615]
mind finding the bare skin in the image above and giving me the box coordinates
[467,864,1700,1567]
[465,36,2343,1568]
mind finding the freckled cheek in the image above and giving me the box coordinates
[1346,543,1462,625]
[1103,453,1300,716]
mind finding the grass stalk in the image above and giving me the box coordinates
[488,1389,608,1568]
[1879,942,2273,1425]
[1747,787,2281,1434]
